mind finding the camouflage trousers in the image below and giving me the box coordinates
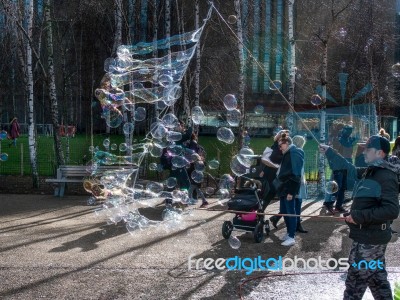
[344,241,392,300]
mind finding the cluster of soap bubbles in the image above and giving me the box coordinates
[88,9,217,234]
[0,131,8,162]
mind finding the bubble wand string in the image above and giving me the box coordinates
[209,2,322,145]
[196,207,346,220]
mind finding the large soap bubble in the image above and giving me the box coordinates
[123,122,134,135]
[0,131,7,140]
[223,94,237,111]
[310,94,323,106]
[150,122,168,139]
[208,159,220,170]
[228,235,241,249]
[227,15,237,24]
[0,153,8,162]
[162,113,179,128]
[191,106,205,125]
[134,107,146,121]
[230,155,248,176]
[325,180,339,194]
[217,127,235,144]
[226,109,241,127]
[269,80,282,91]
[392,63,400,78]
[191,170,204,183]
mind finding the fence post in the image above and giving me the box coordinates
[20,143,24,176]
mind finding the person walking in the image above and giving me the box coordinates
[9,117,20,147]
[320,135,399,300]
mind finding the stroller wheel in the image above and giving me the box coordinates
[254,222,264,243]
[265,220,270,236]
[222,221,233,239]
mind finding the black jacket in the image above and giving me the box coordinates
[325,148,400,244]
[277,145,304,197]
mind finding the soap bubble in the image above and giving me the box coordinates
[134,107,146,121]
[158,74,174,87]
[269,80,282,91]
[325,180,339,194]
[194,161,205,172]
[103,108,123,128]
[218,188,230,200]
[0,131,7,140]
[0,153,8,162]
[119,143,128,152]
[171,156,189,168]
[103,138,110,148]
[110,143,118,151]
[217,127,235,144]
[149,162,158,170]
[238,147,254,168]
[254,105,264,114]
[228,235,241,249]
[205,187,215,195]
[162,113,179,128]
[223,94,237,111]
[208,159,220,170]
[89,145,95,153]
[230,155,248,176]
[219,174,235,190]
[165,177,177,188]
[123,122,134,135]
[310,94,323,106]
[391,63,400,78]
[150,122,168,139]
[226,109,241,127]
[146,182,164,193]
[191,170,204,183]
[191,106,205,125]
[227,15,237,24]
[166,131,182,142]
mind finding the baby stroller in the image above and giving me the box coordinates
[222,178,270,243]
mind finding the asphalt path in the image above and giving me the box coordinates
[0,194,399,299]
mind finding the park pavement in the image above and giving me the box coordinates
[0,193,399,300]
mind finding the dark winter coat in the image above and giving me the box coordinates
[325,148,400,244]
[277,144,304,197]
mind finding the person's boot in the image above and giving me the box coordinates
[269,215,280,229]
[296,222,308,233]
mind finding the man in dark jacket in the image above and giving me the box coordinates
[320,135,399,300]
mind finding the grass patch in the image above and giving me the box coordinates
[1,134,324,180]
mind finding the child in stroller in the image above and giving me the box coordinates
[222,178,270,243]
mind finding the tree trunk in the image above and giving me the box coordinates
[263,0,271,93]
[140,0,147,42]
[275,0,283,81]
[45,0,65,167]
[234,0,245,149]
[194,0,200,132]
[287,0,295,133]
[26,0,39,187]
[251,0,260,92]
[318,42,328,192]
